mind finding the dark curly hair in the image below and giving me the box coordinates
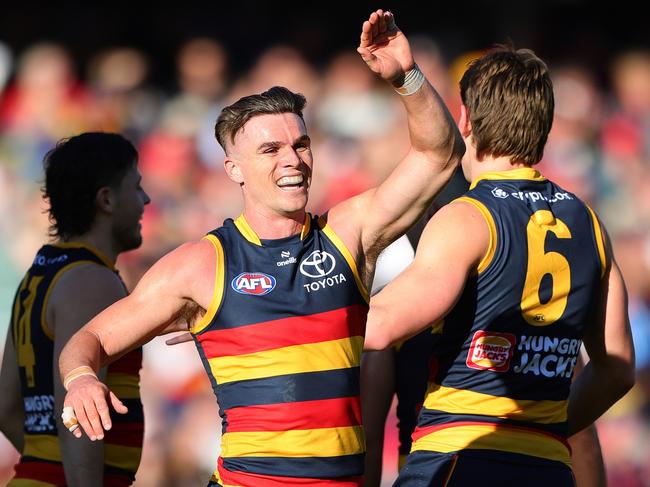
[215,86,306,153]
[43,132,138,240]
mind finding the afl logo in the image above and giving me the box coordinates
[231,272,276,296]
[299,250,336,278]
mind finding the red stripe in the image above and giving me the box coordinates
[225,397,361,432]
[198,305,367,357]
[107,349,142,374]
[411,421,571,450]
[217,458,362,486]
[104,422,145,448]
[105,473,135,487]
[13,460,66,485]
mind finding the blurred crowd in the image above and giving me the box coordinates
[0,34,649,486]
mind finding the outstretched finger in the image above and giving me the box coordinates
[359,20,372,48]
[71,396,98,440]
[61,404,82,439]
[378,9,387,33]
[370,11,380,39]
[385,11,397,32]
[84,392,108,440]
[109,390,129,415]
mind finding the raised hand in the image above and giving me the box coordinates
[357,9,414,83]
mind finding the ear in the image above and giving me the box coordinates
[224,156,244,184]
[95,186,114,214]
[458,104,472,138]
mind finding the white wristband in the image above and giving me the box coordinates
[393,64,425,96]
[63,365,98,390]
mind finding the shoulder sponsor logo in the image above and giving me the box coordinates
[492,187,509,199]
[33,254,68,266]
[299,250,336,278]
[466,330,516,372]
[231,272,276,296]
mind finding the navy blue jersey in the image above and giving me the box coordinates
[10,243,143,486]
[190,214,369,486]
[412,168,607,467]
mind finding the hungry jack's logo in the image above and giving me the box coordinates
[466,331,516,372]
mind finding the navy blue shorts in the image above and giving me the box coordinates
[394,450,575,487]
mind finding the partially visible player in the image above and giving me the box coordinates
[0,132,149,486]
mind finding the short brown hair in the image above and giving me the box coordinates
[460,45,554,165]
[215,86,306,153]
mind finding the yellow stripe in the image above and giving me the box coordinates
[53,242,116,269]
[23,434,61,462]
[210,336,364,384]
[469,168,545,190]
[191,235,226,334]
[234,214,262,246]
[104,443,142,471]
[424,383,567,423]
[222,425,365,458]
[300,213,311,240]
[105,372,140,399]
[317,217,369,303]
[586,205,607,279]
[8,480,58,487]
[454,197,497,274]
[412,423,571,466]
[40,260,104,340]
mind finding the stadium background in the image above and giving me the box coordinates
[0,1,649,485]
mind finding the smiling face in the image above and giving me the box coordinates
[224,112,313,219]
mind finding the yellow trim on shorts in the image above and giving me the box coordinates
[221,425,365,458]
[317,217,369,303]
[191,235,225,334]
[412,423,571,466]
[23,434,61,462]
[453,197,497,274]
[40,260,100,340]
[210,336,364,384]
[586,205,607,279]
[469,168,546,190]
[424,383,568,424]
[8,480,58,486]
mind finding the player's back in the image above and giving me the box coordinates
[9,243,143,486]
[412,168,606,467]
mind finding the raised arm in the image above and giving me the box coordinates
[59,239,215,441]
[327,9,464,280]
[365,201,487,350]
[567,228,635,435]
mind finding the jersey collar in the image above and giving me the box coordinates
[234,213,311,246]
[470,167,546,190]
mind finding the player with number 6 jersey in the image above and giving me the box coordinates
[365,45,634,486]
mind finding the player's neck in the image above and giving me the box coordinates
[241,209,306,240]
[61,232,118,265]
[470,156,530,183]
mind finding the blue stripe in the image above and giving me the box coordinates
[215,367,360,411]
[418,409,569,437]
[222,453,364,478]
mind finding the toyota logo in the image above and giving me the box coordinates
[299,250,336,278]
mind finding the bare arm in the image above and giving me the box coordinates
[327,9,464,283]
[365,201,487,350]
[50,264,125,486]
[568,353,606,487]
[567,248,635,434]
[0,325,24,452]
[361,348,396,487]
[59,239,215,440]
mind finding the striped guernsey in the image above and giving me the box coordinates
[190,213,369,486]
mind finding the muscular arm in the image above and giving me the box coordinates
[59,239,215,440]
[0,326,24,452]
[50,264,125,486]
[365,201,487,350]
[567,250,635,435]
[327,10,464,284]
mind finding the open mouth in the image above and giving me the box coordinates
[276,174,306,191]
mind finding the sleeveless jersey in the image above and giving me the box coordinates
[190,214,369,487]
[9,243,144,487]
[411,168,607,467]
